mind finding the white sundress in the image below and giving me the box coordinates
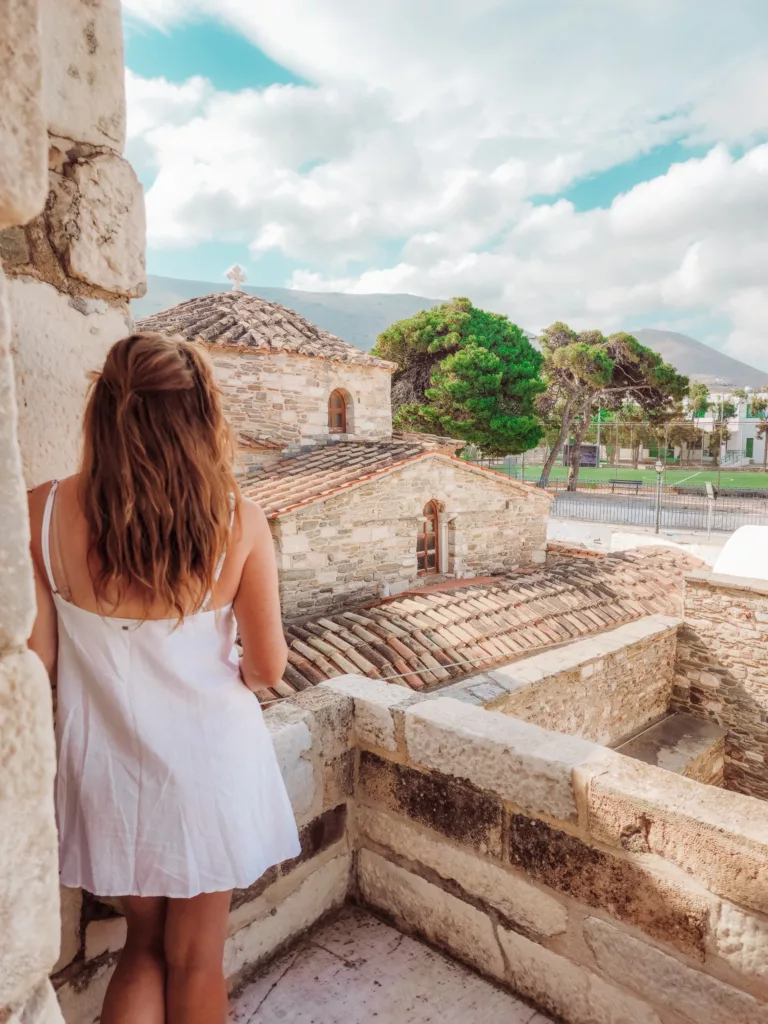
[43,480,300,898]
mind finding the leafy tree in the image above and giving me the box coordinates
[536,324,689,489]
[688,382,710,418]
[373,298,545,456]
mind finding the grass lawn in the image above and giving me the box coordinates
[499,464,768,487]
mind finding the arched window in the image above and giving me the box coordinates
[328,390,347,433]
[417,500,439,575]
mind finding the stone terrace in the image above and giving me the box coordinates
[261,548,703,702]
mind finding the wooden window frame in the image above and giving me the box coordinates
[329,390,347,433]
[417,500,439,575]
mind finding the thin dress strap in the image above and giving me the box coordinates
[204,494,236,609]
[41,479,60,595]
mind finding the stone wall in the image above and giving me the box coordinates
[1,2,63,1021]
[0,0,145,486]
[211,348,392,451]
[52,688,356,1022]
[334,677,768,1024]
[275,457,551,620]
[673,572,768,801]
[474,616,680,746]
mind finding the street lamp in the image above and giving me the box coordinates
[654,459,664,534]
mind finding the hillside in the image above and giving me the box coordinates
[134,276,767,387]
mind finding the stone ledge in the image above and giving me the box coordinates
[685,571,768,597]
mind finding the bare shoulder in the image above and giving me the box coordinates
[236,495,271,545]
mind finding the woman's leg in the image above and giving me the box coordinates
[101,896,167,1024]
[164,890,233,1024]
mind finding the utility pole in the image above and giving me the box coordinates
[654,460,664,534]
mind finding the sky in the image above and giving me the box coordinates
[122,1,768,369]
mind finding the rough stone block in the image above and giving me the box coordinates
[264,709,315,820]
[358,850,506,981]
[585,916,768,1024]
[506,812,708,958]
[0,0,47,227]
[40,0,126,150]
[498,925,662,1024]
[287,687,353,760]
[321,675,415,751]
[584,756,768,914]
[6,980,64,1024]
[55,956,115,1024]
[714,901,768,984]
[0,269,36,650]
[404,697,598,822]
[358,752,503,857]
[224,853,350,978]
[358,805,567,938]
[84,916,126,961]
[9,278,131,485]
[53,887,82,974]
[53,155,146,297]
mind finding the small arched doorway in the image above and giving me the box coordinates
[328,389,348,433]
[417,500,439,575]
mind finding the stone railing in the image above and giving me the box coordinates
[674,572,768,800]
[438,615,680,746]
[55,675,768,1024]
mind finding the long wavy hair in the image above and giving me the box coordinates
[80,332,239,620]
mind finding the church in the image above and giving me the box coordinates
[137,289,552,620]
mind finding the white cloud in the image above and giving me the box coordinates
[123,1,768,368]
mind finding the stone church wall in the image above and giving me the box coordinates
[673,572,768,801]
[0,1,145,1019]
[0,0,145,486]
[211,348,393,449]
[274,458,551,620]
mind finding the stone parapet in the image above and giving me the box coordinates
[673,571,768,799]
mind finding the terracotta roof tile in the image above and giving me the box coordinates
[136,292,394,369]
[255,547,703,704]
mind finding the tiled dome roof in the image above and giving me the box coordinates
[135,292,395,369]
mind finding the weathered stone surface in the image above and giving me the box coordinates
[0,653,59,1009]
[263,705,315,820]
[585,756,768,915]
[287,686,353,760]
[487,616,679,746]
[585,916,768,1024]
[506,812,708,958]
[9,277,131,485]
[617,712,726,786]
[358,850,506,981]
[0,0,47,228]
[53,888,82,974]
[321,675,414,750]
[40,0,126,150]
[6,980,64,1024]
[673,576,768,800]
[55,956,115,1024]
[405,698,597,822]
[358,805,568,938]
[498,925,662,1024]
[358,751,503,858]
[0,269,36,650]
[714,901,768,984]
[224,853,350,978]
[84,916,126,961]
[52,155,145,297]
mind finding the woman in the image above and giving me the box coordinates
[27,333,300,1024]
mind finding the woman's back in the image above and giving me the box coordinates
[27,332,300,899]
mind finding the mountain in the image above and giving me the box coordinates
[133,275,439,353]
[134,276,767,388]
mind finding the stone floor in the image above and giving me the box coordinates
[229,906,554,1024]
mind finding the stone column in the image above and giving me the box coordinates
[1,0,146,486]
[0,0,146,1019]
[0,3,64,1021]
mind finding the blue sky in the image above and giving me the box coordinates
[122,1,768,365]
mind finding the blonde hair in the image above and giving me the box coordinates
[80,332,239,620]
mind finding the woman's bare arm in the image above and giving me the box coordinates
[233,498,287,692]
[27,486,58,679]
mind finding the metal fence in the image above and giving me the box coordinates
[549,487,768,534]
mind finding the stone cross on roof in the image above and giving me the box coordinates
[226,264,247,292]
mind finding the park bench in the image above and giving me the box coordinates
[608,479,643,494]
